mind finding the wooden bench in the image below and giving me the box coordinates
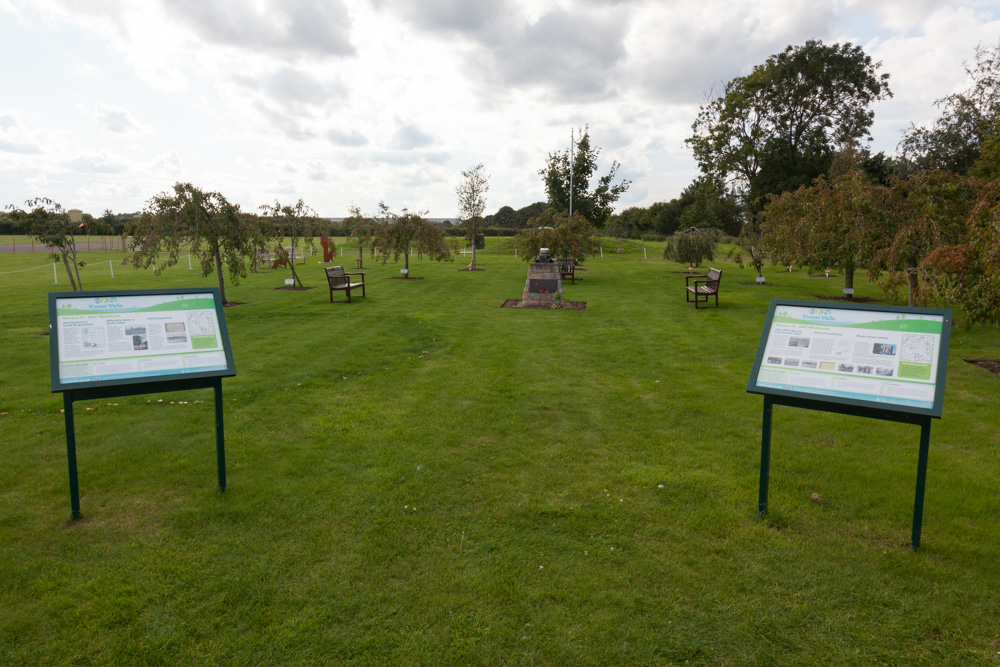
[557,257,578,284]
[685,267,722,308]
[325,265,366,303]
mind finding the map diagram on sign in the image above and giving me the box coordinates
[187,311,217,336]
[901,334,935,364]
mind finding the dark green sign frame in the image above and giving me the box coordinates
[48,288,236,520]
[747,299,953,551]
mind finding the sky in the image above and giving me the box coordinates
[1,0,998,219]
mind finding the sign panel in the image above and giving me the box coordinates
[748,300,951,417]
[49,288,236,391]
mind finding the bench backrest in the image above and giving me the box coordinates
[558,257,575,271]
[705,267,722,291]
[325,265,348,287]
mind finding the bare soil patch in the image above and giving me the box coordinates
[813,295,883,303]
[388,276,425,280]
[965,359,1000,377]
[501,299,586,310]
[274,286,314,291]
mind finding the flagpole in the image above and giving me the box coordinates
[569,128,574,218]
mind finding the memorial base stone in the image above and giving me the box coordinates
[522,260,563,307]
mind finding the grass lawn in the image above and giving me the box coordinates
[1,244,998,664]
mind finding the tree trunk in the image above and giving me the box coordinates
[471,222,477,270]
[61,251,79,291]
[69,244,83,291]
[358,242,364,269]
[907,258,919,307]
[215,247,228,304]
[404,249,410,278]
[288,243,302,287]
[844,269,854,299]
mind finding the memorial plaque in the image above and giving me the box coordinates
[528,279,560,294]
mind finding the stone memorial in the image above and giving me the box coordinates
[521,247,564,307]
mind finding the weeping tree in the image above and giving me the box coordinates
[259,199,324,287]
[127,183,253,305]
[7,198,85,290]
[662,225,721,268]
[375,206,452,278]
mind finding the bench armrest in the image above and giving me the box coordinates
[685,274,708,286]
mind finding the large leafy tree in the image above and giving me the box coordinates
[919,178,1000,325]
[899,40,1000,175]
[675,175,741,235]
[513,210,601,262]
[259,199,323,288]
[7,198,85,290]
[539,126,631,227]
[455,163,490,270]
[868,170,974,306]
[688,40,892,209]
[761,148,889,296]
[127,183,254,304]
[486,205,516,228]
[375,206,452,278]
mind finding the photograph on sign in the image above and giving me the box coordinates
[749,301,950,413]
[52,291,231,387]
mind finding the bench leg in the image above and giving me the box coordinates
[345,286,352,303]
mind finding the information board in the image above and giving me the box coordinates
[49,288,236,392]
[748,300,952,418]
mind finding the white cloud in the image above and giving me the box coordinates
[267,180,298,195]
[62,149,130,174]
[390,123,435,150]
[95,103,147,134]
[845,0,957,33]
[307,161,330,181]
[0,111,41,154]
[1,0,997,216]
[152,151,182,175]
[327,128,368,147]
[25,173,50,189]
[165,0,355,58]
[74,62,101,77]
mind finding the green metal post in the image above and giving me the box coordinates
[64,392,81,520]
[758,396,773,516]
[911,417,932,551]
[214,379,226,492]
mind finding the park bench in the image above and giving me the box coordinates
[557,257,579,284]
[325,265,366,303]
[685,267,722,309]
